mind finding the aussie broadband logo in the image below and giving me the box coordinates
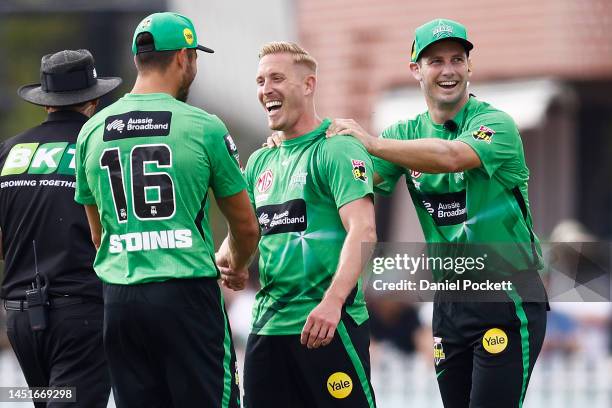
[103,111,172,141]
[1,142,76,176]
[256,199,307,235]
[106,119,125,133]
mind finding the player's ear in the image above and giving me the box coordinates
[175,48,189,69]
[409,61,422,82]
[304,74,316,96]
[467,58,473,78]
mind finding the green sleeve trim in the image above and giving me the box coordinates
[507,289,531,408]
[456,139,491,177]
[335,192,374,210]
[74,194,96,205]
[337,321,376,408]
[213,183,246,199]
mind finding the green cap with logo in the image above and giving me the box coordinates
[411,18,473,62]
[132,12,214,55]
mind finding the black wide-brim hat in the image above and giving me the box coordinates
[17,49,122,107]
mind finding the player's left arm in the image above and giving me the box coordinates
[84,204,102,250]
[0,229,3,260]
[327,118,481,173]
[301,196,376,349]
[74,129,102,250]
[369,137,481,173]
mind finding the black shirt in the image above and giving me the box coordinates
[0,110,102,300]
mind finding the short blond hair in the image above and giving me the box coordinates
[258,41,317,72]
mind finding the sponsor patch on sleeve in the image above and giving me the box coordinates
[223,133,242,168]
[351,159,368,182]
[472,125,495,144]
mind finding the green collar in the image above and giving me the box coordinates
[122,92,175,101]
[427,95,475,131]
[281,118,331,147]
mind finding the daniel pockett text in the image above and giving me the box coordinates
[368,253,513,295]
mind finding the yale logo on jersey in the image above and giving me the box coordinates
[1,143,75,176]
[482,328,508,354]
[327,372,353,399]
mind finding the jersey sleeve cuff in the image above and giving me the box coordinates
[336,191,374,210]
[213,181,247,199]
[456,139,493,178]
[74,194,96,205]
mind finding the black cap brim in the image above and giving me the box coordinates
[196,45,214,53]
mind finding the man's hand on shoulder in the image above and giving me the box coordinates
[262,132,283,148]
[300,295,343,349]
[326,118,377,153]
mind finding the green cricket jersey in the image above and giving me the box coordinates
[245,119,373,335]
[374,96,543,275]
[75,93,245,285]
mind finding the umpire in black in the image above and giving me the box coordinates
[0,49,121,407]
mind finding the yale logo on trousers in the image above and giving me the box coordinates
[482,328,508,354]
[327,372,353,399]
[1,143,76,176]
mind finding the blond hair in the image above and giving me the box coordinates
[258,41,317,72]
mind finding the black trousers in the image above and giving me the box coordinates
[433,275,548,408]
[244,316,376,408]
[103,277,240,408]
[6,301,111,408]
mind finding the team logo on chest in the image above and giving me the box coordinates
[289,171,308,190]
[256,169,274,193]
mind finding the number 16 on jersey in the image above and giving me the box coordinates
[100,143,176,223]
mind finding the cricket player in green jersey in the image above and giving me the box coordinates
[74,12,258,408]
[326,19,548,408]
[235,42,377,407]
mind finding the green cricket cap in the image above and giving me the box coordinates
[411,18,473,62]
[132,12,214,55]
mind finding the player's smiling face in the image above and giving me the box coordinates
[412,39,471,109]
[256,53,310,132]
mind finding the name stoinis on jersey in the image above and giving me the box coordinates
[1,142,76,176]
[103,111,172,141]
[109,229,192,253]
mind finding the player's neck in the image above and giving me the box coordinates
[280,111,321,141]
[131,73,180,99]
[427,93,470,124]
